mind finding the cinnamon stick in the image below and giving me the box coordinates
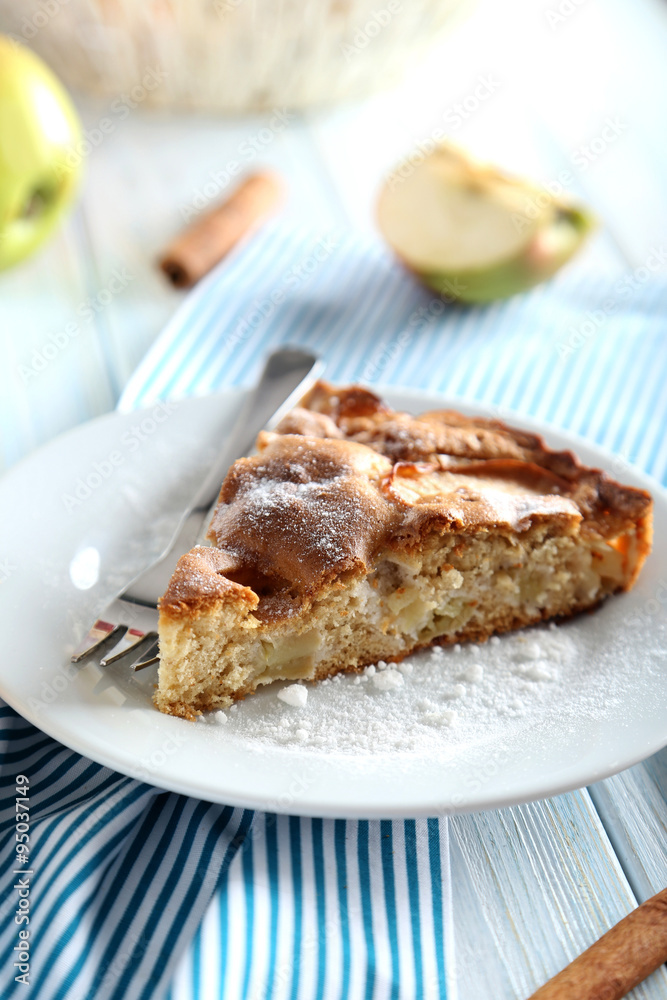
[527,887,667,1000]
[160,171,284,288]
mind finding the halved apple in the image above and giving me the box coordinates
[377,144,596,304]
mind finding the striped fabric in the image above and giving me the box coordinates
[2,223,666,999]
[166,816,452,1000]
[0,705,253,1000]
[0,702,451,1000]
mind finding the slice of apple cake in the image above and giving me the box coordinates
[155,382,652,718]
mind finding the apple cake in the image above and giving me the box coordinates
[155,382,653,718]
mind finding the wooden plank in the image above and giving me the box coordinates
[589,751,667,903]
[0,203,115,472]
[450,790,667,999]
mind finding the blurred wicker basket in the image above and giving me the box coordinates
[0,0,466,111]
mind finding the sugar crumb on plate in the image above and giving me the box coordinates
[277,684,308,707]
[372,669,404,691]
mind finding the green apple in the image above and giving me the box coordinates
[0,34,82,270]
[377,143,596,304]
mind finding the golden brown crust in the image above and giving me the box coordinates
[159,545,259,617]
[294,381,652,537]
[207,435,397,600]
[162,381,652,622]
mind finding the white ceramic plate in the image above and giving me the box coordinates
[1,388,666,817]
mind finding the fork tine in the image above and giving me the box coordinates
[131,638,160,671]
[100,628,157,667]
[71,620,121,662]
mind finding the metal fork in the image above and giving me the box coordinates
[71,347,322,671]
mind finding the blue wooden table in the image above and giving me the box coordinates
[1,0,666,995]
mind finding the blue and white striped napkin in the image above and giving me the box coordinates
[2,222,667,1000]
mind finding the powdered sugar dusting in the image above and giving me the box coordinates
[188,601,667,760]
[208,438,392,593]
[239,474,355,564]
[191,619,604,753]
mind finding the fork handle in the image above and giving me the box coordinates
[124,347,322,605]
